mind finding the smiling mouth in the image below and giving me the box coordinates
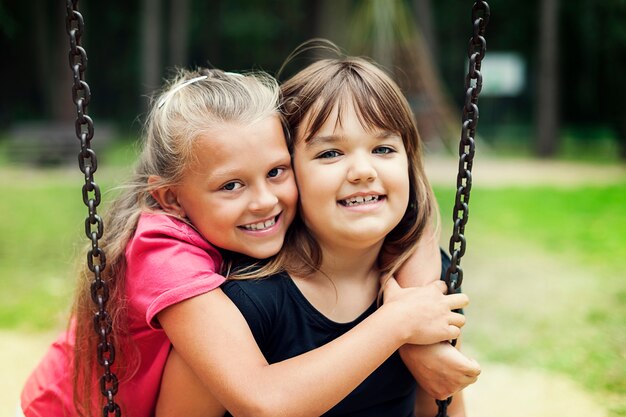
[240,214,279,231]
[339,195,382,207]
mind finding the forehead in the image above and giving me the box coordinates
[190,115,288,169]
[298,96,398,143]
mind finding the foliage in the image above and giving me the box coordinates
[1,0,625,153]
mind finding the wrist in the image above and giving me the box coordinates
[377,302,412,345]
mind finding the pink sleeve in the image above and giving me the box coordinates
[126,215,226,329]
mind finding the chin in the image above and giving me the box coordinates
[248,244,283,260]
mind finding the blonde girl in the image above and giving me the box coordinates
[157,54,478,416]
[20,68,470,417]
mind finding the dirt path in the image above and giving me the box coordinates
[4,157,622,416]
[464,362,607,417]
[1,332,608,417]
[0,330,58,416]
[424,154,626,187]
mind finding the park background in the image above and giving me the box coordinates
[0,1,625,416]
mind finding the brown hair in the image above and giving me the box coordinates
[241,47,436,282]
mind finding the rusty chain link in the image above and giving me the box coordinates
[436,2,489,417]
[65,1,121,416]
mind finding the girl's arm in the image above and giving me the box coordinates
[395,224,481,403]
[157,349,225,417]
[411,334,470,417]
[157,279,467,417]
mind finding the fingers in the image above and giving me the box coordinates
[446,293,469,310]
[465,358,481,378]
[449,312,466,329]
[382,276,400,292]
[433,280,448,294]
[447,325,461,341]
[380,277,400,303]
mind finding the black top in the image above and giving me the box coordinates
[222,249,452,416]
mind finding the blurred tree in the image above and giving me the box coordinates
[535,0,560,157]
[168,0,190,68]
[598,1,626,161]
[28,1,74,122]
[347,0,459,146]
[187,0,222,69]
[314,0,349,48]
[142,0,163,100]
[412,0,437,63]
[2,0,625,161]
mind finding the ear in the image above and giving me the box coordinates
[148,175,186,217]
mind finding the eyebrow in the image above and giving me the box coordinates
[306,130,401,147]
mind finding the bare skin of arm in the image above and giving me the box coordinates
[156,279,467,417]
[395,224,480,415]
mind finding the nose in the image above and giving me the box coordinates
[347,152,377,183]
[248,183,279,212]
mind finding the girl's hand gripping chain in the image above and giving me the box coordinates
[381,278,468,345]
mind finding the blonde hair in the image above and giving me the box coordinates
[242,49,437,282]
[72,68,281,416]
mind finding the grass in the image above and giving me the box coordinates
[0,138,136,330]
[1,138,624,414]
[434,184,626,416]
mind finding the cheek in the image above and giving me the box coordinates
[283,179,300,212]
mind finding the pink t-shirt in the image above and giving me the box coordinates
[21,212,225,417]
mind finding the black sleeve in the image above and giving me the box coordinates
[439,248,452,282]
[221,280,273,347]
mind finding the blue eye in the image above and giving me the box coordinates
[317,150,341,159]
[373,146,395,155]
[222,181,242,191]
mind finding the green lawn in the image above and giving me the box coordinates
[434,184,626,416]
[1,148,624,414]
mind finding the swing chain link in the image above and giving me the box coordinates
[437,2,489,417]
[66,2,121,416]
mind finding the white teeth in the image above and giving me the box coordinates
[243,218,276,231]
[341,195,379,206]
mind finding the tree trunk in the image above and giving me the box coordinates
[618,118,626,161]
[141,0,162,100]
[413,0,437,63]
[371,0,395,70]
[52,2,75,122]
[314,0,349,48]
[168,0,190,69]
[535,0,560,157]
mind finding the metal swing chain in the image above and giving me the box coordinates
[65,2,121,416]
[435,1,489,417]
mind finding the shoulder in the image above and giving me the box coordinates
[222,274,288,308]
[129,212,222,268]
[221,274,289,337]
[126,212,226,327]
[134,212,218,254]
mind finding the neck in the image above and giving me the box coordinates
[292,241,383,323]
[316,241,382,284]
[288,234,385,323]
